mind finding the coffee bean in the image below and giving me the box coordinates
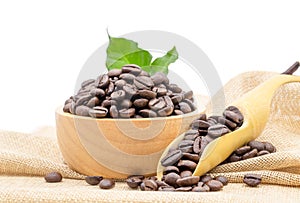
[177,160,197,171]
[161,150,183,167]
[96,74,110,89]
[263,142,276,153]
[176,176,199,187]
[120,99,132,108]
[85,176,103,185]
[223,110,242,124]
[75,94,93,107]
[158,106,174,117]
[86,97,101,108]
[90,88,105,97]
[235,146,251,155]
[151,72,169,85]
[139,109,157,118]
[193,136,201,154]
[105,82,115,95]
[184,130,199,140]
[248,140,265,151]
[144,180,158,191]
[138,90,157,99]
[122,64,142,75]
[89,107,108,118]
[168,84,182,93]
[228,154,242,162]
[180,170,193,178]
[178,140,194,150]
[179,102,192,113]
[207,124,230,139]
[243,174,261,187]
[44,172,62,183]
[107,69,122,77]
[135,76,154,88]
[63,102,71,113]
[163,166,180,174]
[139,182,145,191]
[175,186,192,192]
[126,177,143,189]
[111,90,126,101]
[149,98,166,111]
[155,180,169,188]
[206,180,223,191]
[153,87,167,96]
[171,95,183,104]
[182,153,200,163]
[81,79,95,88]
[99,179,115,189]
[214,176,228,186]
[174,110,184,115]
[133,98,148,108]
[183,91,193,100]
[225,106,244,124]
[115,79,127,88]
[119,73,136,83]
[257,150,270,156]
[109,105,118,118]
[217,116,237,130]
[192,120,210,129]
[200,174,213,183]
[242,148,258,160]
[192,185,210,192]
[183,99,196,111]
[164,172,181,187]
[119,108,135,118]
[75,105,91,116]
[158,186,175,192]
[123,84,137,96]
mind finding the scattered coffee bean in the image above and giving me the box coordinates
[176,176,200,187]
[243,174,262,187]
[248,140,265,151]
[44,172,62,183]
[206,180,223,191]
[164,172,181,187]
[85,176,103,185]
[99,179,115,189]
[200,174,213,183]
[161,150,183,167]
[144,180,158,191]
[214,176,228,186]
[126,176,143,189]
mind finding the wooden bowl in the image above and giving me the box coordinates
[56,100,205,179]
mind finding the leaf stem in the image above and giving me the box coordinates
[281,61,300,75]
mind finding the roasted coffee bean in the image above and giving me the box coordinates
[243,174,261,187]
[140,182,145,191]
[158,106,174,117]
[106,82,115,95]
[120,99,132,108]
[161,150,183,167]
[200,174,213,183]
[69,101,76,114]
[180,170,193,178]
[199,137,210,155]
[242,148,258,160]
[179,102,192,114]
[163,166,180,174]
[144,179,158,191]
[44,172,62,183]
[184,130,199,140]
[214,176,228,186]
[164,172,181,187]
[223,110,242,124]
[175,186,192,192]
[176,176,200,187]
[115,79,127,88]
[177,160,197,171]
[152,87,167,96]
[207,117,218,125]
[111,90,126,101]
[85,176,103,185]
[89,107,108,118]
[81,79,95,88]
[119,108,135,118]
[228,154,242,162]
[122,64,142,75]
[192,120,210,129]
[182,153,200,163]
[139,70,150,77]
[119,73,136,83]
[99,179,115,189]
[217,116,237,130]
[193,136,201,154]
[139,109,157,118]
[123,84,137,96]
[198,114,207,121]
[183,99,196,111]
[63,103,71,113]
[90,88,105,97]
[225,106,244,123]
[135,76,154,88]
[206,180,223,191]
[207,124,230,139]
[86,97,101,108]
[138,90,157,99]
[127,175,145,180]
[151,72,169,85]
[248,140,265,151]
[178,140,194,148]
[149,98,165,111]
[168,84,182,93]
[75,94,93,106]
[171,94,183,104]
[109,105,118,118]
[75,105,91,116]
[96,74,110,89]
[183,91,193,100]
[126,177,143,189]
[192,185,210,192]
[257,150,270,156]
[235,146,251,155]
[133,98,148,108]
[155,180,169,188]
[174,110,184,115]
[107,69,122,77]
[263,142,276,153]
[158,186,175,192]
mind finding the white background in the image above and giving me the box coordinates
[0,0,300,133]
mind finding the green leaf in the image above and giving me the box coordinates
[106,37,152,70]
[150,46,178,74]
[142,65,168,75]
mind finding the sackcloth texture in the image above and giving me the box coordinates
[1,71,300,202]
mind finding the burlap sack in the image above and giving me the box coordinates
[0,71,300,202]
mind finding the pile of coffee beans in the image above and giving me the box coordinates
[63,64,196,118]
[225,140,276,163]
[160,106,244,169]
[85,176,115,189]
[126,174,228,192]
